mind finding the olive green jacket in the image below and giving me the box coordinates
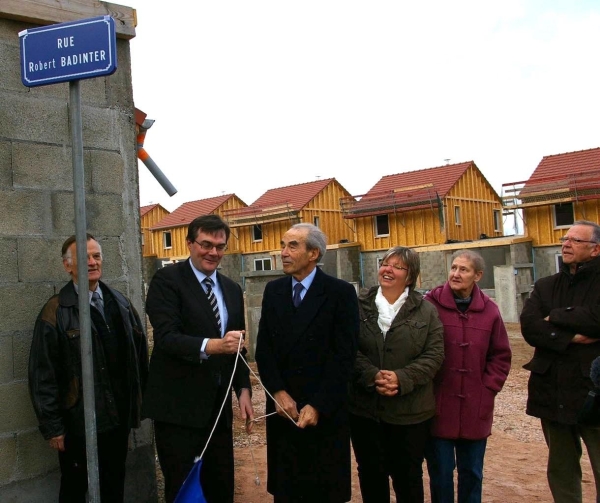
[348,286,444,425]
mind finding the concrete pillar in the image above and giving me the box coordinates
[0,2,156,501]
[493,265,519,323]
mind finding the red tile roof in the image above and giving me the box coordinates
[366,161,474,198]
[527,147,600,183]
[249,178,339,211]
[513,147,600,198]
[140,204,159,217]
[340,161,493,218]
[151,194,243,230]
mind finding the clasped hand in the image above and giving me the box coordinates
[374,370,399,396]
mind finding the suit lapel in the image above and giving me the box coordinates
[277,268,327,356]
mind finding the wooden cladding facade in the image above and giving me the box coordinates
[232,180,355,253]
[141,205,169,257]
[351,165,503,250]
[151,196,247,260]
[523,199,600,247]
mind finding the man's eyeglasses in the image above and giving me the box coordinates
[381,262,408,272]
[194,240,228,252]
[559,236,598,245]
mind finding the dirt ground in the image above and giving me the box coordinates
[156,323,597,502]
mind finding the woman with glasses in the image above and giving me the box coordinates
[424,249,511,503]
[348,246,444,502]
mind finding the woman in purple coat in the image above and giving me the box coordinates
[424,249,511,503]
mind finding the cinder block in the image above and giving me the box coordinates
[92,237,120,280]
[0,284,55,333]
[90,149,125,195]
[0,238,18,282]
[81,107,120,151]
[106,40,134,111]
[0,94,68,144]
[17,238,66,283]
[0,469,60,503]
[0,41,23,94]
[0,435,17,484]
[0,336,12,384]
[0,140,10,190]
[80,73,108,107]
[0,382,38,434]
[16,429,58,479]
[51,192,125,237]
[0,190,49,236]
[0,17,25,44]
[12,143,90,191]
[12,331,33,381]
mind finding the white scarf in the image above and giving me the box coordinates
[375,286,409,339]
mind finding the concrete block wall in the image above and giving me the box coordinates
[0,8,156,502]
[417,250,448,291]
[533,245,562,282]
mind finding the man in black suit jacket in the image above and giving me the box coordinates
[255,223,359,503]
[142,215,253,503]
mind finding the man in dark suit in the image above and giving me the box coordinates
[142,215,253,503]
[255,223,359,503]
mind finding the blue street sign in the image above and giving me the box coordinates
[19,16,117,87]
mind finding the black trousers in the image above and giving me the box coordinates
[350,413,431,503]
[58,426,130,503]
[155,415,234,503]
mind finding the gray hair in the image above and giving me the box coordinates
[451,249,485,272]
[573,220,600,243]
[381,246,420,292]
[292,223,327,261]
[62,234,103,265]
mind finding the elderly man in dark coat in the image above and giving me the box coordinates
[521,220,600,503]
[255,223,359,503]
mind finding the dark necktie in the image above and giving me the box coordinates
[293,283,304,308]
[203,278,222,332]
[91,291,105,319]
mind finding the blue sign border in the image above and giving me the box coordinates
[19,16,117,88]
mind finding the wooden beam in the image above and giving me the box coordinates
[393,183,434,193]
[0,0,136,39]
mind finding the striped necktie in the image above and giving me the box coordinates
[203,278,221,332]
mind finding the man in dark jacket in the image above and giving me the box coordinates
[521,220,600,503]
[255,223,359,503]
[28,234,148,503]
[142,215,253,503]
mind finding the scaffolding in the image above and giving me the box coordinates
[340,183,442,220]
[223,201,299,228]
[502,172,600,210]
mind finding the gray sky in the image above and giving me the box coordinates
[118,0,600,212]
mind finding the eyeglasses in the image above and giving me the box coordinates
[381,262,408,272]
[194,240,228,252]
[559,236,598,245]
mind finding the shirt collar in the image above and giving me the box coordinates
[73,281,103,302]
[189,259,218,285]
[292,266,317,291]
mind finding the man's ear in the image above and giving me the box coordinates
[592,243,600,258]
[309,247,320,262]
[63,258,73,275]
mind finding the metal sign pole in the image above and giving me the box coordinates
[70,78,101,503]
